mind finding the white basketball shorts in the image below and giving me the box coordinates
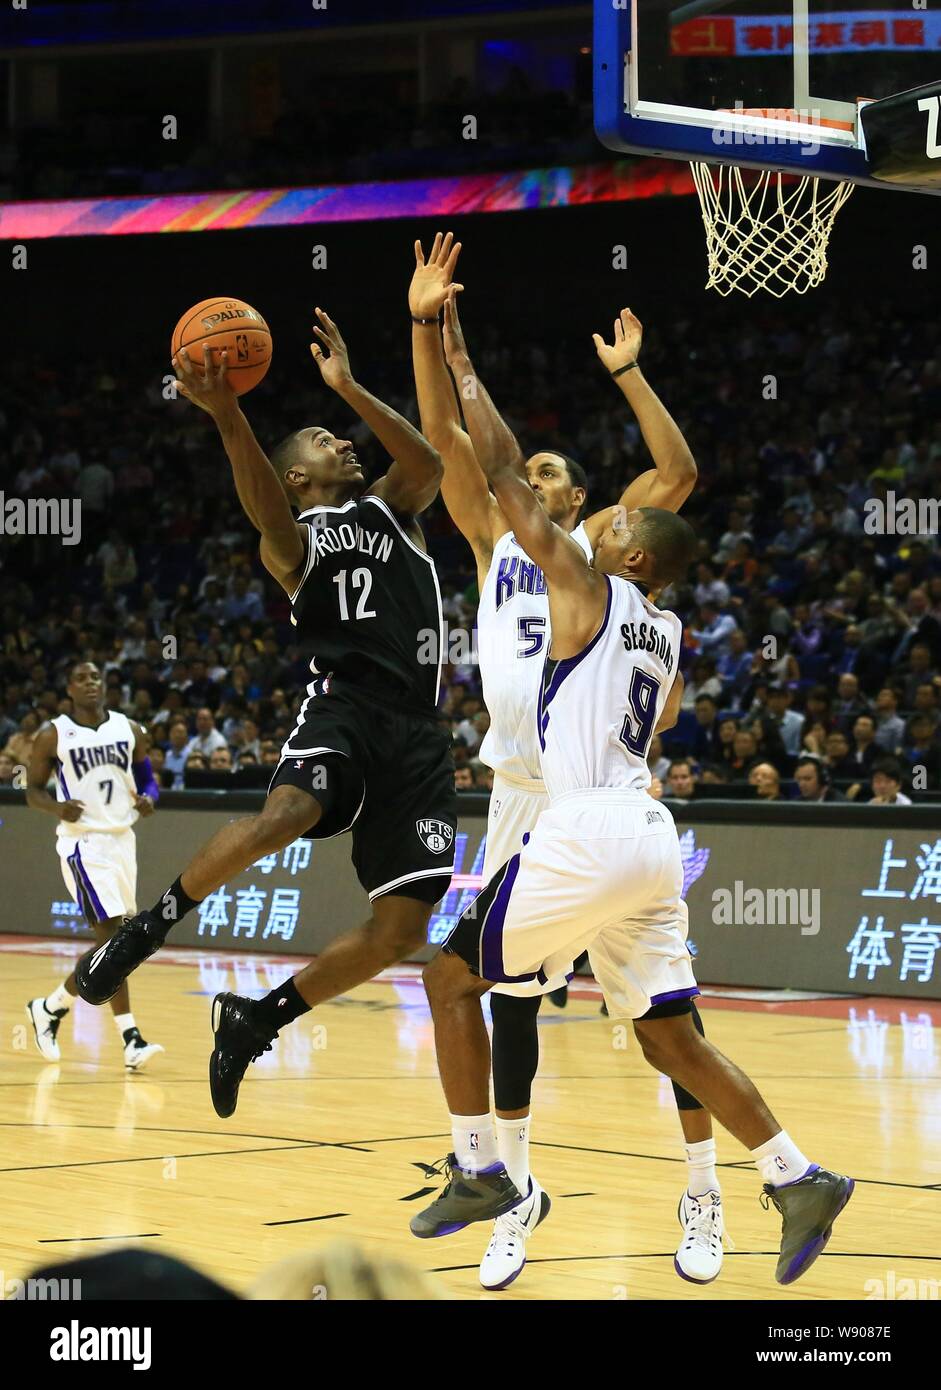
[57,829,138,924]
[447,788,699,1019]
[482,771,572,999]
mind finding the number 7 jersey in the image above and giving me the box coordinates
[52,710,139,837]
[537,573,681,799]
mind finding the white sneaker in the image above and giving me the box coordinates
[124,1035,165,1071]
[479,1177,551,1291]
[26,999,67,1061]
[675,1190,725,1284]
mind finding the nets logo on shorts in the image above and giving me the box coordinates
[416,819,454,855]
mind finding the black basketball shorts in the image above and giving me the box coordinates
[268,676,457,904]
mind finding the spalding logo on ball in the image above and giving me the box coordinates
[171,297,272,395]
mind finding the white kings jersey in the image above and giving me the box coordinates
[477,524,593,782]
[536,575,682,800]
[51,711,140,838]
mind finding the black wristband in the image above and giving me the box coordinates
[411,313,440,325]
[611,361,639,379]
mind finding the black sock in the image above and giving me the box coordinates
[149,876,202,939]
[253,977,311,1033]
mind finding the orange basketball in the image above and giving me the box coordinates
[171,297,272,395]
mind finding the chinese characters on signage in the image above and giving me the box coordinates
[849,837,941,984]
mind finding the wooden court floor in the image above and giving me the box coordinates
[2,935,940,1301]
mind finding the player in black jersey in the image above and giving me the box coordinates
[75,238,464,1117]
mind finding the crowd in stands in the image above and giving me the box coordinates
[2,295,940,804]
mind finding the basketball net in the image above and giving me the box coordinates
[690,163,854,298]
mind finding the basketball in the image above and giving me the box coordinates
[171,297,272,395]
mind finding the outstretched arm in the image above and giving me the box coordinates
[173,345,305,591]
[443,296,605,652]
[409,233,500,562]
[310,307,442,517]
[583,310,697,545]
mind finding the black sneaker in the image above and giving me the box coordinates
[548,985,568,1008]
[410,1155,523,1238]
[762,1166,855,1285]
[74,912,165,1005]
[209,992,276,1118]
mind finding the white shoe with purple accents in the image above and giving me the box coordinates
[479,1177,551,1291]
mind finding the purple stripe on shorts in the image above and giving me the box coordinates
[480,853,540,985]
[71,844,108,923]
[649,985,701,1006]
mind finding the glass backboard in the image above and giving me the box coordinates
[595,0,941,191]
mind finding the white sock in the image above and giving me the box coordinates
[450,1112,498,1171]
[44,982,72,1013]
[496,1114,532,1195]
[685,1137,719,1198]
[114,1012,136,1038]
[751,1130,814,1187]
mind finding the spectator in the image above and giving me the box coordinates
[729,728,759,780]
[912,682,940,718]
[647,733,671,781]
[764,684,803,756]
[766,505,810,557]
[716,628,752,700]
[148,744,168,788]
[793,756,846,803]
[749,762,782,800]
[715,715,739,770]
[666,758,697,799]
[455,766,474,791]
[686,692,718,761]
[184,707,228,760]
[901,643,938,708]
[848,714,879,776]
[872,687,905,753]
[824,729,857,780]
[869,758,912,806]
[3,709,41,765]
[832,673,868,734]
[699,763,729,786]
[260,741,282,768]
[694,561,730,609]
[692,603,738,659]
[223,575,265,625]
[680,656,723,710]
[184,751,208,777]
[209,746,234,772]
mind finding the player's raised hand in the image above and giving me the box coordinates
[310,308,353,392]
[442,288,470,366]
[173,343,237,418]
[592,308,643,374]
[58,800,84,823]
[409,232,464,320]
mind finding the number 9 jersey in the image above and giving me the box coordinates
[537,573,681,799]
